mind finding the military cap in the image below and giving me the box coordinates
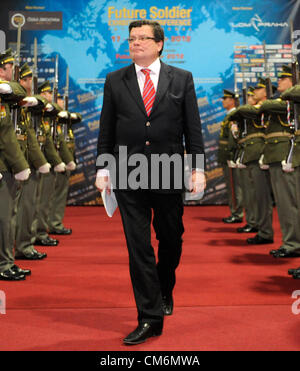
[0,48,14,66]
[247,86,255,96]
[278,65,292,78]
[20,63,32,79]
[38,80,52,93]
[254,77,277,93]
[254,77,267,89]
[222,89,236,99]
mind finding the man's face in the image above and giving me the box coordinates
[129,25,163,66]
[0,63,13,81]
[254,87,266,102]
[20,76,32,92]
[277,77,292,93]
[247,95,257,106]
[222,97,234,110]
[57,97,64,109]
[41,91,53,102]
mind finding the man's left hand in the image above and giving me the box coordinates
[190,170,206,194]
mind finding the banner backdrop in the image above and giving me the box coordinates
[1,0,300,205]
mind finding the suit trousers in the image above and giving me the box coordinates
[15,170,40,257]
[0,172,20,272]
[222,165,243,218]
[269,163,300,252]
[115,190,184,325]
[48,170,70,231]
[247,162,274,240]
[239,167,257,229]
[32,171,56,241]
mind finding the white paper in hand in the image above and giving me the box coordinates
[101,186,118,217]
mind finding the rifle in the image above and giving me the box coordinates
[263,41,273,99]
[63,66,69,140]
[31,37,39,133]
[240,64,248,137]
[11,23,22,132]
[287,21,300,165]
[52,54,59,144]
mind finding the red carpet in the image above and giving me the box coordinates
[1,205,300,351]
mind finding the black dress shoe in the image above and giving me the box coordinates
[288,267,300,275]
[270,247,300,258]
[237,224,258,233]
[0,268,25,281]
[247,234,274,245]
[15,249,47,260]
[293,272,300,279]
[162,295,173,316]
[11,264,31,276]
[49,227,72,235]
[35,236,59,246]
[222,216,243,224]
[123,322,163,345]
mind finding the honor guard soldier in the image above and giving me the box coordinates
[0,49,31,280]
[14,62,50,260]
[48,94,80,235]
[258,66,300,258]
[218,89,243,223]
[232,78,275,245]
[227,86,259,234]
[31,81,65,247]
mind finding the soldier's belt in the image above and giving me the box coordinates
[265,132,293,139]
[219,140,229,145]
[238,133,265,144]
[16,134,27,141]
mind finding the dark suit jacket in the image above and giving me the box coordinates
[97,61,205,192]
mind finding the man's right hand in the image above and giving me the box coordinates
[95,175,111,195]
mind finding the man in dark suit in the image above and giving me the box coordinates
[95,20,206,345]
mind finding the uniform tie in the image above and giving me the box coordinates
[141,68,155,116]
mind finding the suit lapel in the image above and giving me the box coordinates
[123,64,147,116]
[150,62,173,116]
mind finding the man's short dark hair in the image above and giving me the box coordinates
[129,20,164,56]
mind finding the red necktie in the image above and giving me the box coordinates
[141,68,155,116]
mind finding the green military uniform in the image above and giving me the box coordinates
[218,90,243,221]
[14,63,49,260]
[281,83,300,274]
[48,112,81,234]
[229,86,274,242]
[259,72,300,256]
[32,81,63,245]
[227,87,259,232]
[0,70,29,277]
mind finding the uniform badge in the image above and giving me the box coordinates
[0,105,6,119]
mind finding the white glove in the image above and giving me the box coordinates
[0,83,12,94]
[21,96,39,107]
[15,168,31,181]
[54,162,66,173]
[231,123,239,139]
[45,103,54,112]
[281,160,294,173]
[227,160,237,168]
[58,111,68,118]
[259,154,269,170]
[236,158,247,169]
[38,162,51,174]
[70,113,77,119]
[0,172,2,180]
[66,161,76,171]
